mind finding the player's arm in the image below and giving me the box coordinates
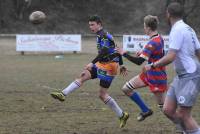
[118,55,123,65]
[195,49,200,62]
[91,55,100,64]
[116,47,145,65]
[106,36,124,65]
[123,53,145,65]
[107,37,127,75]
[153,49,176,68]
[153,30,181,68]
[142,49,176,72]
[91,46,109,64]
[117,50,128,76]
[194,36,200,62]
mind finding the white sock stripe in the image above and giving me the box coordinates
[158,104,163,107]
[157,104,163,109]
[130,81,137,89]
[105,97,123,118]
[186,128,200,134]
[125,84,132,90]
[125,82,132,90]
[74,81,81,87]
[128,82,135,89]
[62,81,80,95]
[126,82,134,90]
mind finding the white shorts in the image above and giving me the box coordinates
[167,75,200,107]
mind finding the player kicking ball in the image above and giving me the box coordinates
[50,15,129,128]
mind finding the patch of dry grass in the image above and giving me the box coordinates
[0,37,199,134]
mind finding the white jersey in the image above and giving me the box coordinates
[169,20,200,75]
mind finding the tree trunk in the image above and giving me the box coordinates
[14,0,32,20]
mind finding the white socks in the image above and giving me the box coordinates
[61,81,124,118]
[105,96,123,118]
[62,80,81,96]
[186,128,200,134]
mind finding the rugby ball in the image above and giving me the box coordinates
[29,11,46,24]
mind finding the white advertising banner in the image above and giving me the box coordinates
[123,35,169,52]
[16,34,81,52]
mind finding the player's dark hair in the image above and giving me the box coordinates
[144,15,159,31]
[89,15,102,24]
[167,2,184,18]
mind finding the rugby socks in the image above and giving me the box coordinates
[158,104,164,111]
[62,80,81,96]
[105,96,123,118]
[175,123,186,133]
[186,128,200,134]
[130,92,149,113]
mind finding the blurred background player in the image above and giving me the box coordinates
[116,15,167,121]
[50,15,129,128]
[144,2,200,134]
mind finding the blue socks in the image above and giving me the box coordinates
[130,92,149,113]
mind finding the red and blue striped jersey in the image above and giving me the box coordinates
[140,34,167,87]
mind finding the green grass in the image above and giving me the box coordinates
[0,39,200,134]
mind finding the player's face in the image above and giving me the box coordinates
[89,21,101,33]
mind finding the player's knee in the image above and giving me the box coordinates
[99,89,108,102]
[78,70,91,82]
[176,111,184,120]
[163,106,174,118]
[176,108,191,120]
[163,109,170,118]
[122,82,134,96]
[79,71,87,78]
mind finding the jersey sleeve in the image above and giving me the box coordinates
[169,28,183,50]
[103,33,115,48]
[194,32,200,50]
[140,42,156,60]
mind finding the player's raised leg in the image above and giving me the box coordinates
[50,68,92,101]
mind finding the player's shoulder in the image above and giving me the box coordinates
[98,29,114,41]
[171,21,185,34]
[147,40,158,46]
[106,32,114,40]
[152,36,162,43]
[172,24,183,33]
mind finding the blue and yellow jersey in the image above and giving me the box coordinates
[96,29,115,54]
[92,29,122,65]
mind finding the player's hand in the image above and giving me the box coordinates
[116,47,126,56]
[120,65,128,76]
[135,51,141,57]
[142,64,152,72]
[84,63,93,71]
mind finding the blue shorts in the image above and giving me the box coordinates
[89,64,115,88]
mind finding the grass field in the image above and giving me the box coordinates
[0,37,200,134]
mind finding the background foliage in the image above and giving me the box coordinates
[0,0,199,34]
